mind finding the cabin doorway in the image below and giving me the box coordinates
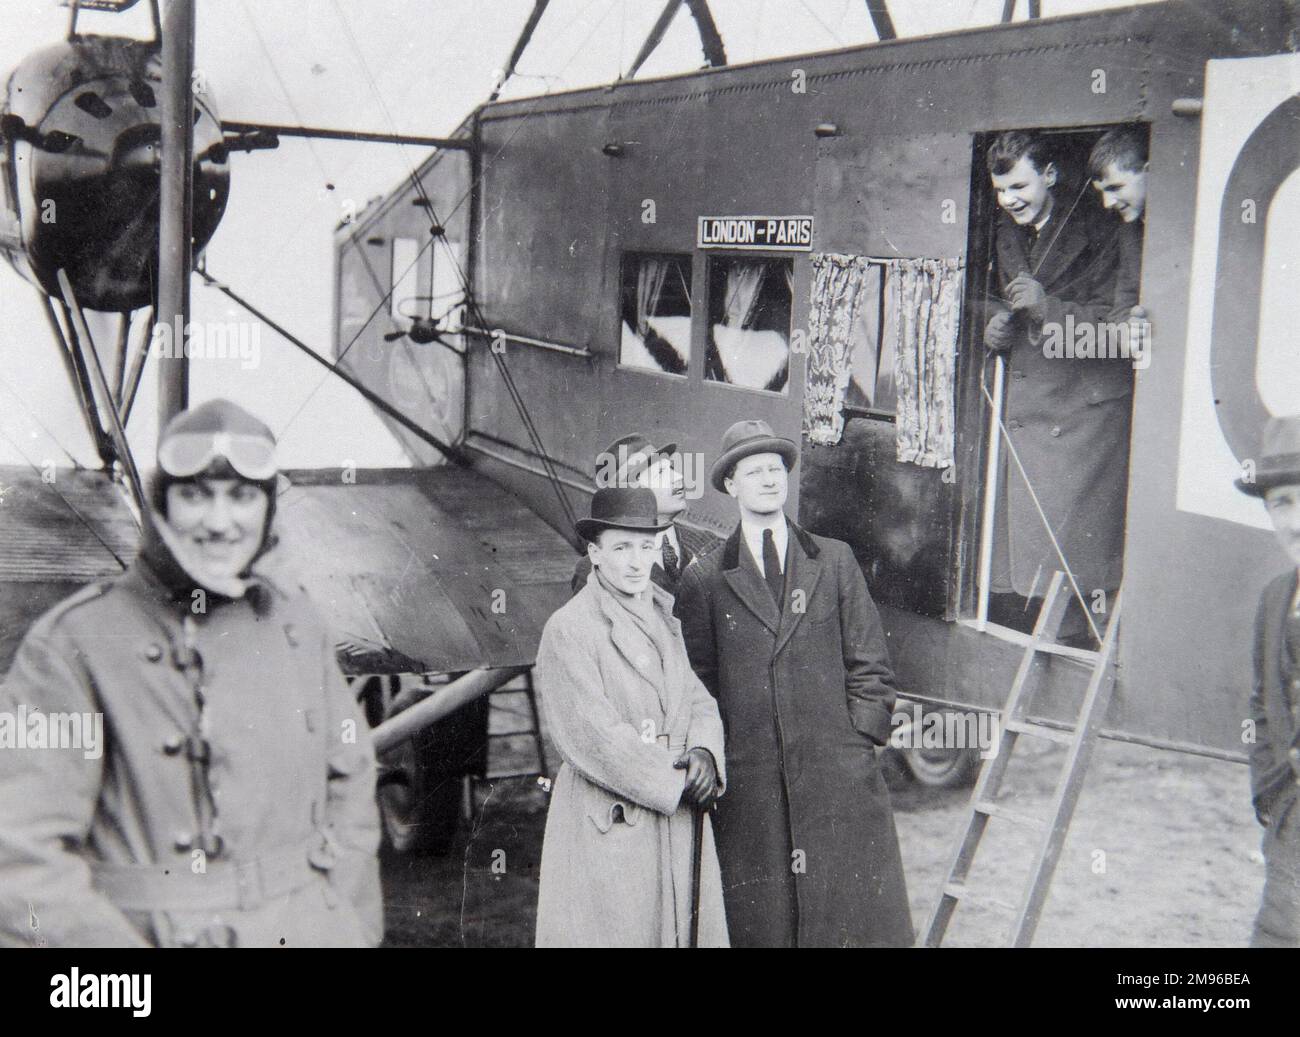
[958,125,1146,646]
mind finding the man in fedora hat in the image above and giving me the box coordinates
[534,486,728,947]
[571,433,706,598]
[1235,413,1300,947]
[0,399,382,947]
[677,420,912,947]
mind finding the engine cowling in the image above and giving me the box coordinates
[0,35,229,312]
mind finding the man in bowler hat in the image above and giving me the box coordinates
[535,487,727,946]
[677,420,913,947]
[1236,414,1300,947]
[572,433,704,597]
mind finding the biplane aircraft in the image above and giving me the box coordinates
[1,0,1298,942]
[0,0,580,854]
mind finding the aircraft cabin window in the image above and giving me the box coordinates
[705,256,793,394]
[619,252,692,375]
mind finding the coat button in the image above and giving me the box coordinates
[1050,425,1062,437]
[162,735,184,756]
[174,833,193,852]
[283,623,299,647]
[144,643,163,663]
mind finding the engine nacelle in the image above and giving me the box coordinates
[0,35,229,312]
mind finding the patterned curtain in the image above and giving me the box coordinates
[804,253,874,445]
[888,257,965,469]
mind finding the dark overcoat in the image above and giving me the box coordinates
[990,207,1134,598]
[1249,570,1299,828]
[676,520,913,947]
[1248,570,1300,946]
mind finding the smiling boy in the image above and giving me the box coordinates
[982,130,1133,643]
[1088,124,1149,323]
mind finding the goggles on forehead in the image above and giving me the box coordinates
[157,430,278,482]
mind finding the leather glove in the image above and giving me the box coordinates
[674,747,720,807]
[1007,273,1047,322]
[984,310,1015,352]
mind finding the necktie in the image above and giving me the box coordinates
[661,538,679,583]
[762,528,784,608]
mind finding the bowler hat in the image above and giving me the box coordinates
[575,487,672,543]
[593,433,678,488]
[1235,414,1300,497]
[709,419,798,492]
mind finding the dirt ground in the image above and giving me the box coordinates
[379,699,1264,948]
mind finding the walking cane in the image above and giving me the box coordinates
[689,803,705,948]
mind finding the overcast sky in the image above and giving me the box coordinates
[0,0,1158,470]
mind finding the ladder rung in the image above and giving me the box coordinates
[942,881,1017,914]
[973,799,1046,830]
[1035,641,1102,663]
[488,729,540,739]
[1004,719,1075,745]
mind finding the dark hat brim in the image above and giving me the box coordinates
[1234,467,1300,497]
[709,437,798,492]
[575,516,674,542]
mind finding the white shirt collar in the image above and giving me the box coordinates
[740,517,788,577]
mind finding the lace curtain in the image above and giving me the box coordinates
[804,253,875,445]
[888,257,964,468]
[804,253,964,467]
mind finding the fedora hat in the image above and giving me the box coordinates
[593,433,678,488]
[709,419,798,492]
[1235,414,1300,497]
[575,487,672,542]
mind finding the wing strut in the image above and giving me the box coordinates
[683,0,726,67]
[488,0,552,103]
[865,1,897,41]
[623,0,684,81]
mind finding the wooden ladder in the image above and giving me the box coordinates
[922,570,1123,947]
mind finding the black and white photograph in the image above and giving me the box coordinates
[0,0,1295,996]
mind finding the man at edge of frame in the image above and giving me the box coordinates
[1236,413,1300,949]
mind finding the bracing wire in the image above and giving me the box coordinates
[321,0,585,531]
